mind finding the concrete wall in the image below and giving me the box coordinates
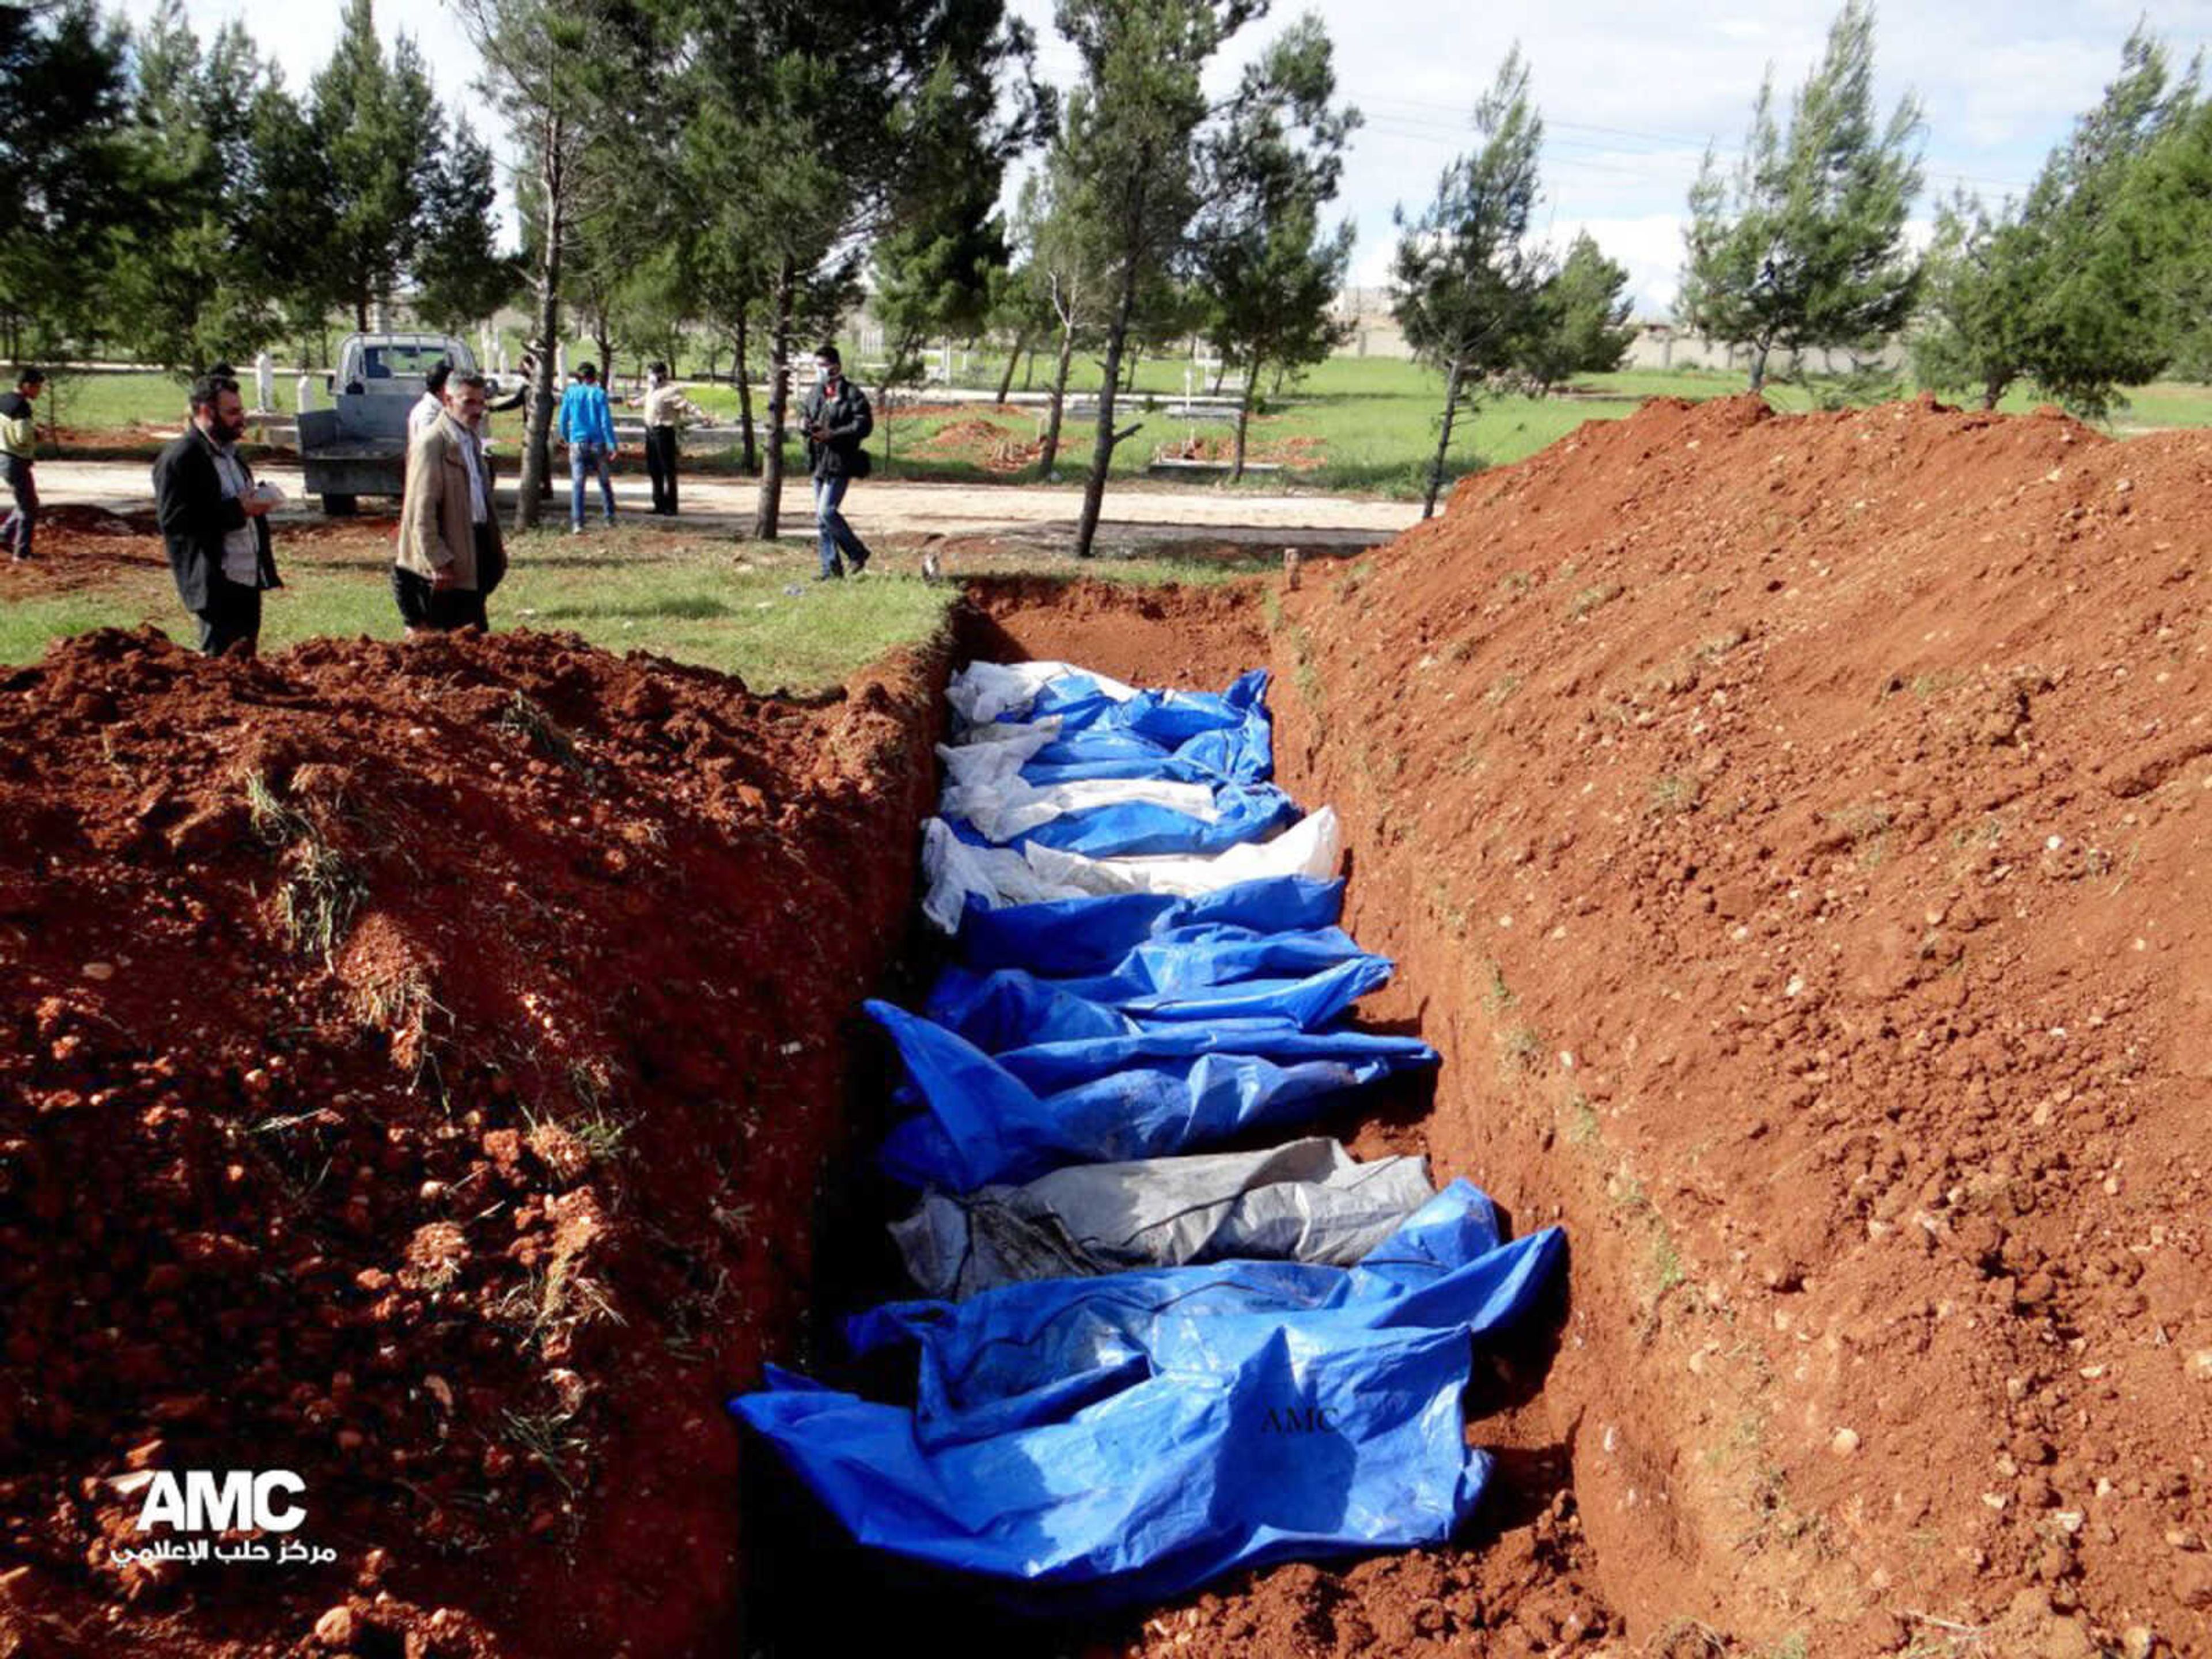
[1622,324,1906,376]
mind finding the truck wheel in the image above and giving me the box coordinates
[323,493,358,517]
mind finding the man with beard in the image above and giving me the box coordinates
[393,369,505,637]
[151,370,282,657]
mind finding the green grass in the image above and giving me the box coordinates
[0,522,1294,688]
[1,525,952,691]
[639,355,2212,499]
[33,369,319,432]
[30,355,2212,507]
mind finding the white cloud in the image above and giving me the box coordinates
[111,0,2212,293]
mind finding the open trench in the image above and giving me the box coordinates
[732,575,1645,1657]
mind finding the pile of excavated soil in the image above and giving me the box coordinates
[910,416,1041,473]
[1155,423,1327,471]
[0,624,944,1656]
[0,508,169,599]
[974,391,2212,1657]
[1278,394,2212,1656]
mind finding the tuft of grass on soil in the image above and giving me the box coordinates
[1647,772,1702,816]
[493,690,587,773]
[245,771,366,964]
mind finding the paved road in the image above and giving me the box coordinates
[32,458,1423,546]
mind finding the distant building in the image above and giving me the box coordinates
[1622,322,1905,376]
[1323,287,1906,375]
[1330,287,1414,361]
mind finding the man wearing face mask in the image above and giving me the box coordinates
[151,370,283,657]
[393,369,506,637]
[798,343,874,580]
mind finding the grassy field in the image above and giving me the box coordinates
[35,356,2212,503]
[0,522,1282,690]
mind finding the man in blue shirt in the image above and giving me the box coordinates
[556,361,620,535]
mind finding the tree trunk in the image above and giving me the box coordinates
[1747,342,1769,392]
[752,256,794,540]
[354,295,369,332]
[1421,357,1464,521]
[879,329,921,472]
[1021,345,1037,392]
[994,326,1028,407]
[1075,236,1145,560]
[1210,359,1229,397]
[513,116,567,533]
[1230,373,1255,484]
[1120,343,1140,393]
[734,320,760,478]
[1038,315,1077,482]
[1980,374,2003,412]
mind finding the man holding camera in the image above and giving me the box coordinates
[798,343,874,581]
[151,372,283,657]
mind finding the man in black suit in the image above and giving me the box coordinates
[151,372,282,657]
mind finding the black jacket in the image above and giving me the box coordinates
[151,427,281,612]
[800,376,873,480]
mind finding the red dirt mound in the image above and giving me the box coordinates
[912,416,1041,472]
[971,395,2212,1655]
[1260,393,2212,1654]
[0,624,946,1656]
[0,508,170,598]
[1156,423,1326,471]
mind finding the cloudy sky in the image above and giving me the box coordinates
[118,0,2212,317]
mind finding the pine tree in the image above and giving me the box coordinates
[1516,231,1635,393]
[456,0,662,528]
[1055,0,1257,556]
[413,116,517,334]
[2130,94,2212,381]
[1391,46,1547,520]
[1017,162,1108,481]
[0,0,136,361]
[1679,0,1923,391]
[309,0,442,329]
[662,0,1040,537]
[1194,13,1359,482]
[108,3,276,368]
[871,166,1012,463]
[1913,30,2193,416]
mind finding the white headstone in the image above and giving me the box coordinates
[555,343,567,381]
[254,352,275,413]
[296,374,315,414]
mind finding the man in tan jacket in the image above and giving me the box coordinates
[392,370,506,637]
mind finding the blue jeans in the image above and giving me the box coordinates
[2,457,33,558]
[570,441,615,527]
[814,473,872,577]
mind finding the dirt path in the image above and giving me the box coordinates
[27,458,1422,544]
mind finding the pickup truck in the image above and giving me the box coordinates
[297,332,476,515]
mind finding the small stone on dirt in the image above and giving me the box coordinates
[312,1604,356,1648]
